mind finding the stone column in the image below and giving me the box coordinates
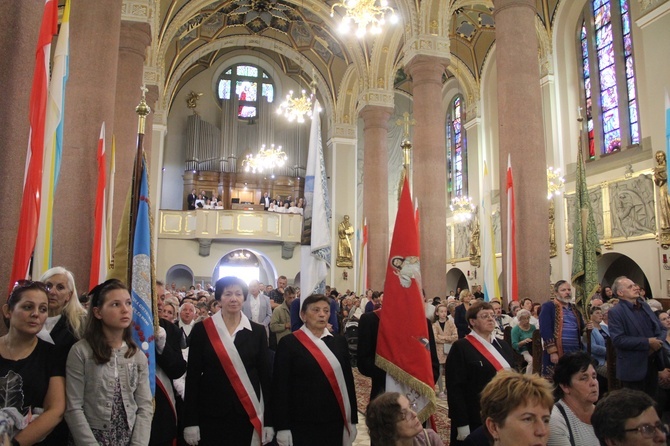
[494,0,550,302]
[55,0,123,292]
[405,55,449,299]
[360,105,393,291]
[111,21,152,251]
[0,1,42,321]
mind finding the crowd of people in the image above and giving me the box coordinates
[3,270,670,446]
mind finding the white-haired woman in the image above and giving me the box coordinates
[40,266,87,351]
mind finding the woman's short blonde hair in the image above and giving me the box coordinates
[480,370,554,440]
[459,289,471,302]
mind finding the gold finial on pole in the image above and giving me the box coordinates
[136,85,152,135]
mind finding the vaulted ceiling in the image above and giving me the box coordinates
[155,0,562,112]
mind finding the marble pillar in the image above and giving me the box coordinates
[55,0,123,292]
[405,55,449,299]
[111,21,152,252]
[360,105,393,291]
[494,0,550,302]
[0,1,42,323]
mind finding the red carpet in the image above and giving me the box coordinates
[353,369,451,444]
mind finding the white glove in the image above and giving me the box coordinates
[456,425,470,441]
[276,429,293,446]
[262,426,275,444]
[349,424,357,442]
[184,426,200,445]
[155,326,167,354]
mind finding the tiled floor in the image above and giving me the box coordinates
[352,393,449,446]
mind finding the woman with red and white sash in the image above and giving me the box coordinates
[445,301,517,446]
[273,294,358,446]
[183,276,274,445]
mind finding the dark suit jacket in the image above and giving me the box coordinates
[445,336,516,432]
[272,332,357,445]
[454,303,470,338]
[609,299,665,381]
[187,193,197,210]
[357,310,440,400]
[150,318,188,445]
[183,318,272,430]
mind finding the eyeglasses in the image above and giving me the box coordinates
[477,313,495,320]
[400,403,418,421]
[624,422,669,439]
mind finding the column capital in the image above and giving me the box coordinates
[402,35,451,68]
[122,0,153,25]
[404,54,449,86]
[330,123,357,140]
[356,89,394,114]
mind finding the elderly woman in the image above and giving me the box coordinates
[547,352,599,446]
[0,281,66,445]
[473,370,554,445]
[511,309,536,375]
[273,294,358,446]
[446,301,516,445]
[183,276,273,446]
[39,266,87,351]
[365,392,442,446]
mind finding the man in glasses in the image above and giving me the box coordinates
[592,388,667,445]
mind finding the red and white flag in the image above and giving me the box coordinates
[9,0,58,291]
[505,154,518,302]
[376,177,436,422]
[90,123,107,289]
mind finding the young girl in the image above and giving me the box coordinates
[65,279,152,446]
[432,304,457,399]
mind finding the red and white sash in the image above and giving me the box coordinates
[294,326,353,445]
[155,367,177,421]
[203,313,264,445]
[465,331,511,371]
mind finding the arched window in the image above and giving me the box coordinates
[578,0,639,159]
[216,64,275,119]
[446,95,467,199]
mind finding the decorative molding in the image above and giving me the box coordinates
[402,35,451,65]
[198,238,212,257]
[636,0,670,28]
[331,124,356,139]
[356,89,394,112]
[281,242,298,259]
[122,0,152,23]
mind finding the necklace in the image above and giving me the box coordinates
[3,335,37,361]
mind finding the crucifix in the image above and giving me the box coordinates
[395,111,416,140]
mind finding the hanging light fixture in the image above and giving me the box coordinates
[277,77,318,123]
[546,166,565,199]
[242,144,288,173]
[330,0,398,38]
[450,195,475,222]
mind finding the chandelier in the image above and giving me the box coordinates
[277,77,318,123]
[547,166,565,199]
[330,0,398,38]
[242,144,288,173]
[450,195,475,222]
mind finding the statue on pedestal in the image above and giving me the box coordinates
[336,215,354,268]
[654,150,670,248]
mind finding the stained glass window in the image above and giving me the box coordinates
[579,0,639,158]
[216,64,274,119]
[446,95,467,200]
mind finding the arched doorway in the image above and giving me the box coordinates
[166,264,194,291]
[446,268,468,297]
[212,248,278,286]
[599,253,652,298]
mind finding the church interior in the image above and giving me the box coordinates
[1,0,670,304]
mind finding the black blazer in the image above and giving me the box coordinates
[272,332,357,442]
[183,319,272,429]
[150,318,188,445]
[446,336,516,431]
